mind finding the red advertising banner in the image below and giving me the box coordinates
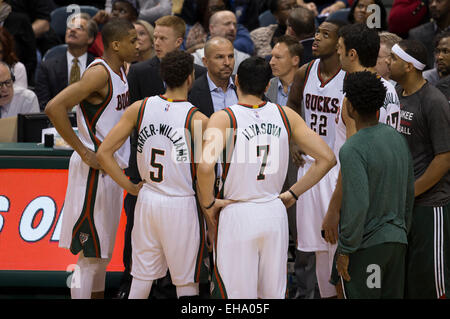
[0,168,126,272]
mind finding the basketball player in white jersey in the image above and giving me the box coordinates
[286,20,347,299]
[45,19,139,299]
[197,57,336,299]
[97,50,210,299]
[323,24,402,249]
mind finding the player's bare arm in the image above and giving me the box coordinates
[45,65,110,169]
[414,151,450,197]
[96,101,144,196]
[286,63,308,113]
[197,110,233,243]
[286,64,309,167]
[280,106,337,209]
[322,98,355,244]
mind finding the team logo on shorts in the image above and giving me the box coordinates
[79,232,89,246]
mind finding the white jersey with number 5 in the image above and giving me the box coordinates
[135,95,198,197]
[302,59,346,151]
[219,102,291,203]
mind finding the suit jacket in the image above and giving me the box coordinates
[265,77,279,104]
[188,73,238,118]
[127,55,207,103]
[408,21,437,70]
[35,48,95,110]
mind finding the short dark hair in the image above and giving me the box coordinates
[274,34,303,65]
[398,39,428,67]
[434,30,450,48]
[237,57,272,97]
[338,23,380,68]
[101,18,135,49]
[160,50,194,89]
[324,19,349,34]
[343,71,387,118]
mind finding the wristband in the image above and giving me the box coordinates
[288,189,298,201]
[204,199,216,209]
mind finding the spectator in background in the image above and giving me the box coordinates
[137,0,171,24]
[435,32,450,100]
[133,19,155,62]
[0,27,27,88]
[0,62,39,118]
[251,0,297,58]
[347,0,387,30]
[90,0,139,57]
[192,10,250,74]
[388,0,429,38]
[423,31,450,85]
[408,0,450,69]
[286,6,316,65]
[376,32,402,83]
[1,0,37,87]
[35,13,97,110]
[8,0,61,56]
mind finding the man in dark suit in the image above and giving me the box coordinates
[117,15,206,300]
[188,37,238,117]
[35,13,97,110]
[408,0,450,69]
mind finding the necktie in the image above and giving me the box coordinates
[69,57,80,84]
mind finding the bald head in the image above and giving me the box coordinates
[209,10,237,42]
[202,37,235,83]
[204,36,234,58]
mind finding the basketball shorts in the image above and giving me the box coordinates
[130,187,208,286]
[212,198,289,299]
[58,151,124,259]
[296,157,339,252]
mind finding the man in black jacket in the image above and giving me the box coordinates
[117,15,206,299]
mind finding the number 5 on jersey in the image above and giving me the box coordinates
[150,148,165,183]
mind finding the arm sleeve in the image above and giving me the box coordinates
[337,144,369,255]
[388,0,427,36]
[138,0,172,23]
[425,92,450,155]
[34,62,51,111]
[127,66,141,104]
[233,24,255,56]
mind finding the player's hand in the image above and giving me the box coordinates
[290,144,305,168]
[127,180,145,196]
[93,10,109,25]
[322,206,340,244]
[203,199,234,248]
[80,148,101,170]
[304,2,319,16]
[279,191,297,209]
[336,254,351,282]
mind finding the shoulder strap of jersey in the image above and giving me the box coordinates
[136,97,150,132]
[275,103,292,141]
[302,59,316,92]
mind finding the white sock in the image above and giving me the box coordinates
[70,253,110,299]
[176,283,199,298]
[129,277,153,299]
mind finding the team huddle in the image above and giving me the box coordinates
[44,16,450,300]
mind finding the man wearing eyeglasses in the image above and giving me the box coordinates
[0,62,39,118]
